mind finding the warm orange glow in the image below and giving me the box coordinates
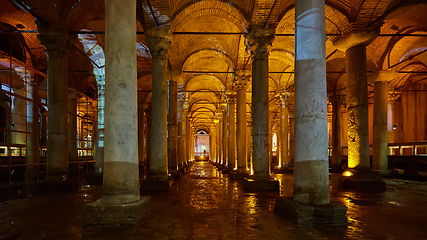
[342,170,353,177]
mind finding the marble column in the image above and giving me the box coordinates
[247,27,274,180]
[138,92,147,169]
[146,26,171,181]
[185,110,191,165]
[68,92,79,170]
[334,28,385,191]
[369,70,397,175]
[222,105,228,166]
[279,94,289,169]
[84,1,150,227]
[95,77,105,173]
[330,93,342,171]
[178,93,186,170]
[275,0,347,225]
[11,88,26,144]
[38,28,69,182]
[235,73,249,174]
[168,80,179,178]
[145,107,152,168]
[227,95,236,170]
[102,0,139,204]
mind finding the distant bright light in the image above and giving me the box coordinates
[342,170,353,177]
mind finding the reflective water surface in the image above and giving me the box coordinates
[1,161,426,239]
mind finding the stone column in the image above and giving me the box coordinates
[84,1,150,227]
[235,72,249,174]
[177,93,186,171]
[222,105,228,166]
[217,113,223,165]
[68,92,79,172]
[145,26,171,183]
[95,76,104,173]
[102,0,140,204]
[38,28,69,183]
[185,110,191,165]
[247,27,274,180]
[330,93,342,171]
[275,0,347,225]
[145,107,152,168]
[279,94,289,169]
[334,28,385,191]
[245,26,278,191]
[168,80,180,179]
[138,92,147,169]
[369,70,397,175]
[247,122,252,173]
[227,95,236,170]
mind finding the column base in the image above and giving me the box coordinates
[230,171,250,180]
[340,169,386,191]
[274,197,347,225]
[243,178,279,192]
[83,197,151,228]
[140,179,173,191]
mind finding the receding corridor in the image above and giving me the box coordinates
[0,161,426,239]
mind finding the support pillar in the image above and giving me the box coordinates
[330,93,342,172]
[38,28,69,183]
[231,72,249,179]
[244,27,279,192]
[222,105,227,166]
[168,80,180,179]
[68,92,79,176]
[275,0,347,225]
[334,28,385,191]
[138,92,147,173]
[289,113,295,165]
[227,95,236,170]
[142,26,172,190]
[177,93,186,172]
[369,70,398,176]
[95,77,105,174]
[84,0,150,227]
[279,94,289,170]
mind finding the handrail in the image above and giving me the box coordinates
[328,141,427,156]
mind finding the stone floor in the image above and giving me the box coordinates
[1,161,427,240]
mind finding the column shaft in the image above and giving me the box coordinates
[236,88,246,172]
[280,101,289,168]
[138,101,146,166]
[222,110,228,165]
[228,99,236,169]
[346,45,370,169]
[373,81,388,170]
[103,0,139,204]
[25,75,38,183]
[331,98,342,169]
[168,81,178,171]
[294,0,329,205]
[68,93,78,165]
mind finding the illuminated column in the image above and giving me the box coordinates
[146,26,171,181]
[235,72,248,173]
[222,105,228,166]
[102,0,140,204]
[145,107,152,168]
[330,93,342,171]
[11,87,26,144]
[370,70,397,174]
[275,0,347,225]
[68,92,79,167]
[279,94,289,169]
[95,77,105,173]
[186,110,191,164]
[38,28,69,182]
[247,122,252,172]
[168,80,179,176]
[178,93,185,169]
[138,92,147,167]
[246,27,274,181]
[227,95,236,170]
[334,28,385,190]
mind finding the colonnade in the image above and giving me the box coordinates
[31,0,399,226]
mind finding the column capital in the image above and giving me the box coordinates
[37,27,69,56]
[368,70,398,83]
[233,72,250,91]
[227,94,236,103]
[145,26,172,59]
[333,28,379,51]
[246,27,275,60]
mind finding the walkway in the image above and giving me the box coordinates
[0,161,426,239]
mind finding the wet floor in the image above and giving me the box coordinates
[1,161,427,239]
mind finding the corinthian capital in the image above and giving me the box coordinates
[145,26,172,59]
[246,27,275,60]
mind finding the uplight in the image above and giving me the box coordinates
[342,170,353,177]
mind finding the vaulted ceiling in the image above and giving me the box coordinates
[1,0,426,133]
